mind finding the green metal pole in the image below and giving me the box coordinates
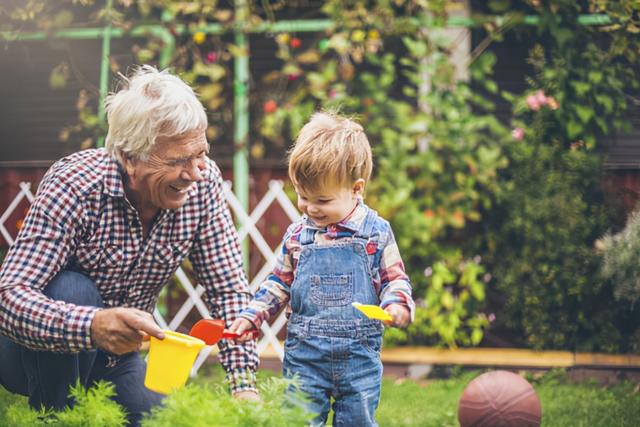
[234,0,250,268]
[97,0,113,147]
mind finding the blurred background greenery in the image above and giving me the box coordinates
[1,0,640,353]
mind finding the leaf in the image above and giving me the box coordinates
[295,49,321,64]
[567,120,583,139]
[575,105,593,124]
[571,81,591,97]
[193,62,226,81]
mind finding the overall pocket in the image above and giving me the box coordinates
[309,273,353,307]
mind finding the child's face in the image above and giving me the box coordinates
[295,180,364,228]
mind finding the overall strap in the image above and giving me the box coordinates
[353,208,378,241]
[299,224,317,246]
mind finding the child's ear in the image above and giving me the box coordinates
[352,179,366,198]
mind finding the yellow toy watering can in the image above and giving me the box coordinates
[144,330,205,394]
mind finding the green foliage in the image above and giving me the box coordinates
[4,0,640,351]
[484,138,626,351]
[256,3,507,348]
[1,381,126,427]
[602,212,640,305]
[141,377,313,427]
[0,375,311,427]
[478,0,640,352]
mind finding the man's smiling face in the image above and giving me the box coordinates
[124,129,210,211]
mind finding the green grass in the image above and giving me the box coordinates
[1,368,639,426]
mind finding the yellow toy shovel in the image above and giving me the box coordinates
[352,302,392,322]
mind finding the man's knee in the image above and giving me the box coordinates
[43,271,103,307]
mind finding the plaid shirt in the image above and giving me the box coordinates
[0,148,258,393]
[240,202,415,327]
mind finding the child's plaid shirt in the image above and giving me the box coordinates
[240,202,415,327]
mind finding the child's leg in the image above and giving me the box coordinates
[332,336,383,427]
[283,336,333,425]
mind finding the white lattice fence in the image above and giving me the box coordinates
[0,179,299,376]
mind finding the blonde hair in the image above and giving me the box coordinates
[104,65,207,164]
[288,111,372,192]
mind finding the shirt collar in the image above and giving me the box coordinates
[103,151,127,198]
[304,199,367,233]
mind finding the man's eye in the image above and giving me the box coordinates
[318,200,331,204]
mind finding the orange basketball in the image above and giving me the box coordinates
[458,370,542,427]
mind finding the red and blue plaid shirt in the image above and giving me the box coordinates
[240,202,415,327]
[0,148,258,393]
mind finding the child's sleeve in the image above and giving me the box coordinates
[238,223,298,328]
[378,226,416,322]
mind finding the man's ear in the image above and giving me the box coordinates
[352,179,366,197]
[120,151,137,178]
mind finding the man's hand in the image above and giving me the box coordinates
[228,318,257,343]
[233,390,261,402]
[91,307,164,355]
[383,304,411,328]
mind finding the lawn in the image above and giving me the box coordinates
[0,367,638,426]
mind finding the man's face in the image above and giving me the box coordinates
[124,129,209,211]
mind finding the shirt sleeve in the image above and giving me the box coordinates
[377,225,416,322]
[0,171,98,352]
[238,223,298,328]
[188,161,259,394]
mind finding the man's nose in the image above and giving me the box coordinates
[181,160,204,182]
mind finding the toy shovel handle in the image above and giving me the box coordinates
[222,329,260,340]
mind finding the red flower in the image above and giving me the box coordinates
[206,51,218,63]
[290,38,302,48]
[263,100,277,114]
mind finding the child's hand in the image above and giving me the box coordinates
[228,318,257,342]
[383,304,411,328]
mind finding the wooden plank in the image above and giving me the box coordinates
[380,347,574,368]
[257,345,640,369]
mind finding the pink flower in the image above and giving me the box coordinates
[526,95,541,111]
[512,127,525,140]
[206,51,218,63]
[547,97,559,110]
[534,90,547,105]
[488,313,496,323]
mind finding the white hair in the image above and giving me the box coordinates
[104,65,207,163]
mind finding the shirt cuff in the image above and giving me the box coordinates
[380,297,415,323]
[63,305,99,352]
[239,311,262,329]
[226,367,258,394]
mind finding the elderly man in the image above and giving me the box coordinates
[0,65,259,425]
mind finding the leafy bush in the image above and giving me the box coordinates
[141,377,312,427]
[484,138,625,351]
[0,376,312,427]
[259,4,508,348]
[1,381,126,427]
[602,211,640,305]
[479,0,640,352]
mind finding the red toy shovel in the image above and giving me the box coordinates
[189,319,259,345]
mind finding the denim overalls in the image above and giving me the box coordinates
[283,208,383,427]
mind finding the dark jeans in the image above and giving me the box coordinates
[0,271,163,426]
